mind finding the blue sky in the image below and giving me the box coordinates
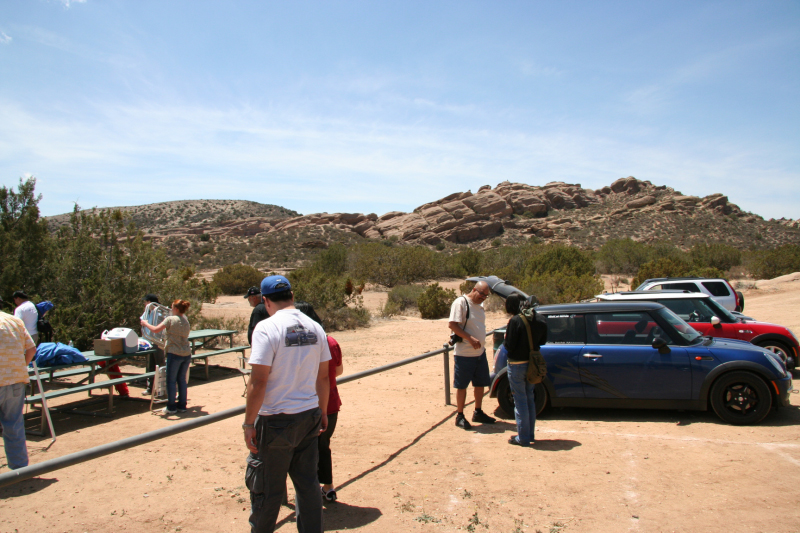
[1,1,798,220]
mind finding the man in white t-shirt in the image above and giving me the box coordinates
[243,275,330,533]
[12,291,38,345]
[448,281,496,430]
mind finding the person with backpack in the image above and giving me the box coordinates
[502,293,548,446]
[447,281,496,430]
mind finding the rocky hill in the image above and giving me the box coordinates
[46,178,800,270]
[46,199,299,233]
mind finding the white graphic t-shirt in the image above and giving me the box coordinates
[249,308,331,415]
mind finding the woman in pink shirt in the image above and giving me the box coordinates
[296,302,343,502]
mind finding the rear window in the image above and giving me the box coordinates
[701,281,731,297]
[660,282,702,292]
[544,314,586,344]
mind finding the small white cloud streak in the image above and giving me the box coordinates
[0,100,797,219]
[0,32,11,44]
[58,0,87,7]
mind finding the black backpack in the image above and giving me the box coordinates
[37,306,54,343]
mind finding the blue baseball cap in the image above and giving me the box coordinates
[261,275,292,296]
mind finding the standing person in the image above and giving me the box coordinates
[243,276,330,533]
[245,286,270,346]
[140,294,166,395]
[295,301,343,503]
[448,281,496,430]
[502,294,548,446]
[0,296,37,470]
[12,291,38,345]
[141,300,191,415]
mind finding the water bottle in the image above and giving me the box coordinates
[68,340,74,347]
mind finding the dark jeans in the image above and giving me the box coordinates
[246,408,323,533]
[165,353,190,411]
[146,346,166,389]
[317,412,338,485]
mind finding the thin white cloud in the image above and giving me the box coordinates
[58,0,87,7]
[0,32,11,44]
[0,99,797,219]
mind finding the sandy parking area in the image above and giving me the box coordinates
[1,277,799,532]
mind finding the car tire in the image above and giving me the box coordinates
[495,375,548,417]
[736,291,745,312]
[709,371,773,425]
[757,340,791,366]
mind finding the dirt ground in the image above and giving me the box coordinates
[2,277,800,533]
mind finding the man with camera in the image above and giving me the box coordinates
[448,280,495,430]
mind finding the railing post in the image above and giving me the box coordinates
[443,344,451,406]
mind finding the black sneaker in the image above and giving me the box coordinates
[455,413,472,430]
[472,409,496,424]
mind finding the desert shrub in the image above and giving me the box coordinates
[213,263,265,295]
[448,247,482,278]
[596,238,653,275]
[349,242,443,287]
[459,280,475,295]
[382,284,426,317]
[520,272,604,305]
[744,245,800,280]
[523,244,596,278]
[417,283,456,319]
[198,233,210,242]
[197,243,215,256]
[321,306,371,331]
[193,315,248,347]
[630,258,724,288]
[491,238,502,248]
[690,243,742,272]
[313,243,347,276]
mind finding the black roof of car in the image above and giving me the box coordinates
[537,302,665,314]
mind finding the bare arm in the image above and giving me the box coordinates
[141,318,168,334]
[316,360,330,433]
[448,321,481,349]
[24,346,36,364]
[243,364,270,453]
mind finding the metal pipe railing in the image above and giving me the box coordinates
[0,343,455,489]
[0,328,503,489]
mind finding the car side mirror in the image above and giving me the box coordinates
[652,337,671,355]
[711,316,721,327]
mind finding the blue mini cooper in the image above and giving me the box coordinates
[488,300,793,425]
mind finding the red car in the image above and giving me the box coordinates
[596,291,799,369]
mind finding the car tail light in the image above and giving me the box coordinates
[726,280,740,308]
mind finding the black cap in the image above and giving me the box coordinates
[144,294,159,303]
[244,286,260,298]
[12,290,29,300]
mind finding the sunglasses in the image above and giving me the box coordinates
[475,289,490,298]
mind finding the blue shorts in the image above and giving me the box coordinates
[453,351,491,389]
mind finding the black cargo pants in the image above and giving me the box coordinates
[246,407,323,533]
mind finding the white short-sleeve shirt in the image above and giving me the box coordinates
[13,300,38,336]
[449,296,486,357]
[249,308,331,415]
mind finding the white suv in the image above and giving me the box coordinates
[634,277,743,312]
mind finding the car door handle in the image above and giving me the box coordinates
[582,353,603,358]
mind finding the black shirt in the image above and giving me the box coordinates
[247,303,270,346]
[504,312,548,363]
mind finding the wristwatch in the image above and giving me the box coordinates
[242,423,255,430]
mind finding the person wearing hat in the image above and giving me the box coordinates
[140,294,165,395]
[243,275,331,533]
[245,286,270,347]
[0,295,37,470]
[12,291,38,345]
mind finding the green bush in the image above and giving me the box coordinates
[596,238,654,275]
[417,283,456,319]
[630,258,724,288]
[212,263,265,295]
[690,243,742,272]
[520,272,604,305]
[745,245,800,280]
[288,267,370,331]
[382,284,426,317]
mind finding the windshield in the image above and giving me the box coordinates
[701,297,739,322]
[656,307,703,344]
